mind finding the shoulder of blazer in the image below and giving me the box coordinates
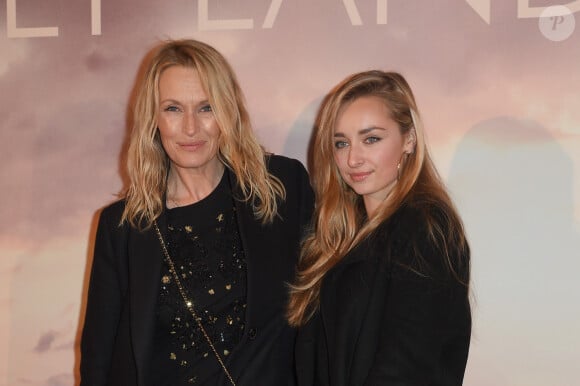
[375,200,468,283]
[96,199,164,254]
[98,199,126,228]
[93,200,131,250]
[375,200,450,245]
[98,199,169,234]
[264,154,314,226]
[265,153,308,180]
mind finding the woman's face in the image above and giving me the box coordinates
[157,65,222,177]
[333,96,414,215]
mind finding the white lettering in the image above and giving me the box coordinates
[7,0,59,38]
[343,1,389,25]
[10,1,577,38]
[377,0,388,25]
[465,0,491,24]
[262,0,283,29]
[198,0,253,31]
[92,0,101,35]
[343,0,362,26]
[517,0,580,18]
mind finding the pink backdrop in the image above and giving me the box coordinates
[1,1,579,385]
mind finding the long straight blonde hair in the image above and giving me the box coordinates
[287,71,468,326]
[121,39,285,229]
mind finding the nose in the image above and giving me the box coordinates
[347,144,363,168]
[183,112,198,136]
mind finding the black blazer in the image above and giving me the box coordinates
[295,203,471,386]
[80,155,314,386]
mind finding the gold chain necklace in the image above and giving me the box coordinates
[153,221,236,386]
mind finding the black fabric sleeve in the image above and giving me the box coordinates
[80,207,126,386]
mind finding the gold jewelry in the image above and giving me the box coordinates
[397,152,410,181]
[153,221,236,386]
[397,161,401,181]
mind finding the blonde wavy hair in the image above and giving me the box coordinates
[121,39,285,229]
[287,71,468,326]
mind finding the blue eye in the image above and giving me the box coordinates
[364,136,380,144]
[334,141,348,149]
[200,104,213,112]
[164,105,180,112]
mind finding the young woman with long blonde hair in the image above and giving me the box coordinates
[289,70,471,385]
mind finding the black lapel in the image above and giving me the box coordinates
[222,168,257,379]
[320,239,380,385]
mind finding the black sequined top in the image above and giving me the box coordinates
[151,172,247,385]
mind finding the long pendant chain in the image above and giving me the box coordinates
[153,221,236,386]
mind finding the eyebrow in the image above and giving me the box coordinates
[334,126,386,137]
[159,98,210,106]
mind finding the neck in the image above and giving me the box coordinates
[166,162,225,208]
[363,181,397,217]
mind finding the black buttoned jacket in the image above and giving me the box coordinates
[80,155,314,386]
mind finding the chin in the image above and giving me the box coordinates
[350,187,371,196]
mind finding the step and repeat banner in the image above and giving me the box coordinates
[1,1,579,385]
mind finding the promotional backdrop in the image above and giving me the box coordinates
[1,1,579,385]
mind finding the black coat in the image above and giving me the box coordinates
[295,202,471,386]
[80,155,314,386]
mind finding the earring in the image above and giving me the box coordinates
[397,152,409,181]
[397,161,401,181]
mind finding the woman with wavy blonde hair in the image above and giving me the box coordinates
[81,39,313,386]
[290,70,471,385]
[123,39,285,228]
